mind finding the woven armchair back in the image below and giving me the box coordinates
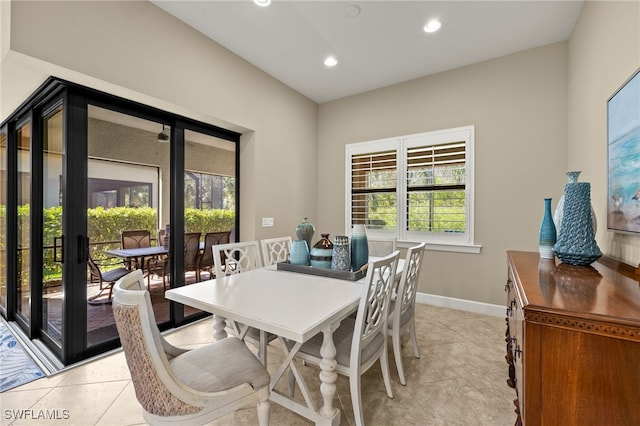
[113,302,202,416]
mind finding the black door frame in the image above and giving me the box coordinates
[1,77,241,366]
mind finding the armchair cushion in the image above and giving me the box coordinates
[170,337,270,392]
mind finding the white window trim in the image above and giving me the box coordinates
[345,125,481,254]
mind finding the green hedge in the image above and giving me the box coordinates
[1,205,235,281]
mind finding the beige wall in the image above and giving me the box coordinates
[317,43,569,305]
[568,0,640,266]
[1,0,318,242]
[2,1,638,307]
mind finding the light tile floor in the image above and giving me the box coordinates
[1,304,515,426]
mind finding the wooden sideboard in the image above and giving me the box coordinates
[505,251,640,426]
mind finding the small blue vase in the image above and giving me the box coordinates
[331,236,351,271]
[295,218,315,253]
[538,198,557,259]
[350,224,369,271]
[290,240,310,266]
[310,234,333,269]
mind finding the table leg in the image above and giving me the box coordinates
[212,314,228,341]
[318,326,340,423]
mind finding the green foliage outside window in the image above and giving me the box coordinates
[364,167,466,233]
[1,205,235,282]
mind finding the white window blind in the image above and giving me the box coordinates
[346,126,476,250]
[350,149,397,230]
[406,141,466,233]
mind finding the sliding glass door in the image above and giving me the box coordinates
[16,119,32,329]
[1,77,240,367]
[40,103,64,348]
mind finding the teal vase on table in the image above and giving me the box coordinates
[295,218,315,253]
[350,224,368,271]
[552,180,601,266]
[290,240,310,266]
[538,198,556,259]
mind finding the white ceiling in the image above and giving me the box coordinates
[152,0,584,104]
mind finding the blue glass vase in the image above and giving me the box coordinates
[331,236,351,271]
[552,181,602,266]
[350,224,369,271]
[538,198,557,259]
[290,240,310,266]
[295,218,315,253]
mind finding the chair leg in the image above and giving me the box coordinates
[380,344,394,398]
[392,328,406,386]
[256,388,270,426]
[409,320,421,359]
[350,374,365,426]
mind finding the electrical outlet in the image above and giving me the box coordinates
[262,217,274,227]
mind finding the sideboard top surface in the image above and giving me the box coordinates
[507,251,640,325]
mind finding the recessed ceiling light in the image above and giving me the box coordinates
[424,19,442,33]
[345,4,361,18]
[253,0,271,7]
[324,56,338,67]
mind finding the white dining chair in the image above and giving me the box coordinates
[260,236,292,266]
[291,251,400,426]
[212,240,262,277]
[387,242,425,385]
[212,241,276,365]
[112,270,271,425]
[367,237,397,257]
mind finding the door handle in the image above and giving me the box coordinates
[54,236,64,263]
[78,236,89,263]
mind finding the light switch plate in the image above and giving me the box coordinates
[262,217,274,227]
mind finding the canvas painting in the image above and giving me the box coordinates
[608,69,640,233]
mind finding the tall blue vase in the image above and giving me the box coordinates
[350,224,369,271]
[295,218,315,252]
[552,181,602,266]
[538,198,557,259]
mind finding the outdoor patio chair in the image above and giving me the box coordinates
[199,231,232,281]
[121,229,152,270]
[183,232,202,282]
[112,270,270,425]
[87,255,130,305]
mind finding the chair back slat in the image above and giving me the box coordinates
[261,236,292,266]
[212,241,262,277]
[183,232,202,271]
[122,230,151,249]
[397,243,426,316]
[367,238,397,257]
[201,231,232,269]
[352,251,399,364]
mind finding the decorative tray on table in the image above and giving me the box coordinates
[276,261,366,281]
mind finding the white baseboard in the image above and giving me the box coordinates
[416,292,505,318]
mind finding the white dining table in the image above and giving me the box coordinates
[164,259,404,425]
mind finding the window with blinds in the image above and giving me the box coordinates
[346,125,475,248]
[351,150,397,230]
[406,141,466,233]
